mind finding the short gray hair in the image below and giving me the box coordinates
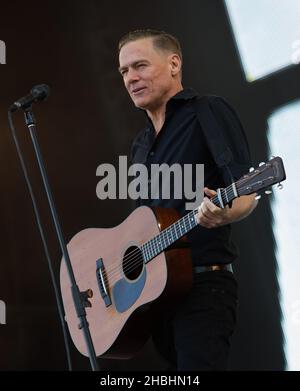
[118,29,182,61]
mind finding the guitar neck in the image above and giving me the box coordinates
[142,182,238,263]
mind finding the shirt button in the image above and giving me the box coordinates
[149,151,154,157]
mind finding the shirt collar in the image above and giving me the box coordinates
[138,88,199,132]
[140,87,198,123]
[168,87,199,102]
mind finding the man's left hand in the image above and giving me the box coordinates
[196,187,231,229]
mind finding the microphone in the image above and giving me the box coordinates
[10,84,50,112]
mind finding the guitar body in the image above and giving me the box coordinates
[60,206,193,359]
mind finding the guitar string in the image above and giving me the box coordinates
[100,180,257,286]
[99,173,263,286]
[104,187,237,282]
[102,173,263,285]
[101,183,246,286]
[100,184,241,285]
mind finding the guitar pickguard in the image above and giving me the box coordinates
[112,267,147,313]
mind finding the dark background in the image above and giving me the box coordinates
[0,0,297,370]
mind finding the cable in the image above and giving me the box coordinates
[8,110,73,371]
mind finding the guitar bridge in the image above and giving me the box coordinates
[96,258,112,307]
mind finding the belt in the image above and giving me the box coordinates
[193,263,233,273]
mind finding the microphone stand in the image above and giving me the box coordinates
[23,106,99,371]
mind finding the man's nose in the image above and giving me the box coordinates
[126,68,140,86]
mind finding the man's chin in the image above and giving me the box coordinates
[133,98,149,110]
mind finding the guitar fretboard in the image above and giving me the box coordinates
[141,183,237,263]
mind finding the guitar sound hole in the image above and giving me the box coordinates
[122,245,144,281]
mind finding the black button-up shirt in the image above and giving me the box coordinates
[131,88,252,266]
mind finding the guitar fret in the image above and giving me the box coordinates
[190,213,195,228]
[161,232,165,250]
[178,221,182,237]
[151,241,155,258]
[157,236,162,252]
[154,238,158,254]
[212,195,219,207]
[223,188,228,204]
[143,243,147,262]
[142,242,148,262]
[166,229,170,246]
[150,240,154,259]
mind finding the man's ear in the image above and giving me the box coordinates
[169,54,181,76]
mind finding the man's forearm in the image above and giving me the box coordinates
[197,188,258,229]
[227,194,258,224]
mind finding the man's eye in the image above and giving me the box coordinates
[138,64,146,68]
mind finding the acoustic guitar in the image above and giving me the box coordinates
[60,156,286,358]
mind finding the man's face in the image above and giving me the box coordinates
[118,38,178,110]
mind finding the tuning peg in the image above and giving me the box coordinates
[277,183,283,190]
[265,190,272,195]
[249,167,254,172]
[259,162,265,167]
[255,194,261,200]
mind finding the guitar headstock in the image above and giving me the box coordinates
[236,156,286,197]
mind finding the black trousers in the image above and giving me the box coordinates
[152,269,238,371]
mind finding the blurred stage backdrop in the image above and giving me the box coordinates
[0,0,299,370]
